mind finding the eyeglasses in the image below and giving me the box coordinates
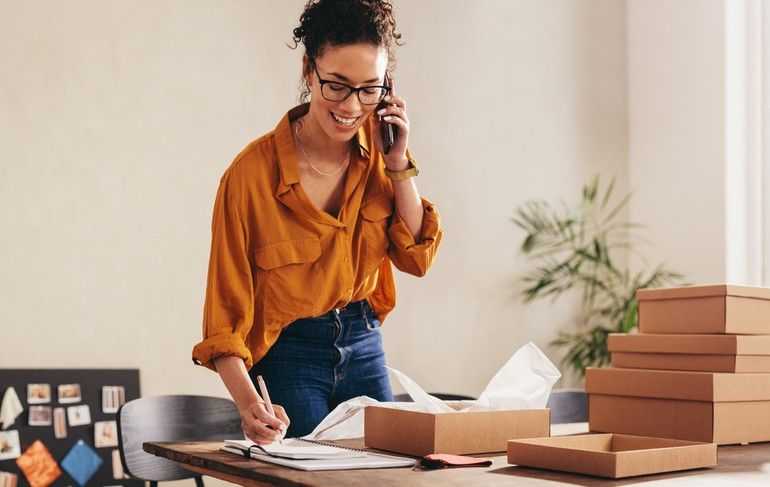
[313,65,390,105]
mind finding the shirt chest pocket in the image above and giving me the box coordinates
[254,237,322,312]
[359,195,394,267]
[360,196,394,223]
[254,237,322,270]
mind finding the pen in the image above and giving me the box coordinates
[256,375,284,443]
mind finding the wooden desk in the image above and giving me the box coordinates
[144,425,770,487]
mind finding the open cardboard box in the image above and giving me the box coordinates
[637,284,770,334]
[507,433,717,478]
[364,402,550,456]
[587,368,770,444]
[608,333,770,372]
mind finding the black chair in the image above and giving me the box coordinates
[392,392,476,402]
[546,388,588,424]
[117,395,243,487]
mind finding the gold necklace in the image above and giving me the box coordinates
[294,120,350,177]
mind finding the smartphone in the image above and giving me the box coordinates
[378,74,397,154]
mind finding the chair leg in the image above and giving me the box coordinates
[194,475,205,487]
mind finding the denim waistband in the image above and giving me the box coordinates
[281,300,378,340]
[315,300,374,320]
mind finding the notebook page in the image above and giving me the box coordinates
[221,445,415,471]
[224,439,364,459]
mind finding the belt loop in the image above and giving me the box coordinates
[363,300,376,330]
[332,308,342,336]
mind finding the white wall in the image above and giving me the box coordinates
[0,0,306,397]
[627,0,770,286]
[626,0,728,283]
[1,4,627,484]
[389,0,628,391]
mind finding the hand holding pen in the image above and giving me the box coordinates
[238,375,289,445]
[257,375,286,443]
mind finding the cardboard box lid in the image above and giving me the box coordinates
[608,333,770,355]
[636,283,770,301]
[586,367,770,401]
[507,433,717,479]
[509,432,704,449]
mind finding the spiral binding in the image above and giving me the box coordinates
[298,438,369,453]
[237,439,367,460]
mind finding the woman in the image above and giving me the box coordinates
[192,0,442,443]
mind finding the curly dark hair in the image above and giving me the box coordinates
[290,0,404,103]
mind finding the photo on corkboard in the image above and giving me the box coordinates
[67,405,91,427]
[28,406,53,426]
[27,384,51,405]
[57,384,82,404]
[94,421,119,448]
[0,471,18,487]
[53,408,67,439]
[101,386,125,414]
[0,431,21,461]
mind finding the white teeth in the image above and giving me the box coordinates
[331,112,359,126]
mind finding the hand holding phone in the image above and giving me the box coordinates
[378,74,398,154]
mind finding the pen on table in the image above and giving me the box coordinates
[256,375,284,443]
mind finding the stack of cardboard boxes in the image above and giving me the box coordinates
[586,284,770,444]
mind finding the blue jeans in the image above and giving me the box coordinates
[249,300,393,438]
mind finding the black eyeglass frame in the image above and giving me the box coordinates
[313,64,391,105]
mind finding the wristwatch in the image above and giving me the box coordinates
[384,158,419,181]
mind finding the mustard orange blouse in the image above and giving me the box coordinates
[192,104,443,371]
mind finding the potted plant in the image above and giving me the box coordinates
[513,176,685,377]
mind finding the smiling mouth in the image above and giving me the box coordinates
[330,111,361,127]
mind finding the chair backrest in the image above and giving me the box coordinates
[117,395,243,481]
[546,388,588,424]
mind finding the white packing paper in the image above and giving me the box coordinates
[303,342,561,440]
[476,341,562,409]
[0,388,23,430]
[303,395,379,441]
[386,367,453,413]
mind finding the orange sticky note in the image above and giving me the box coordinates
[15,440,61,487]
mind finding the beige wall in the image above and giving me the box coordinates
[388,0,628,391]
[626,0,728,284]
[0,2,626,483]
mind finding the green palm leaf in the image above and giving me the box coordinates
[513,175,685,376]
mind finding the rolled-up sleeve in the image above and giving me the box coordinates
[387,197,443,277]
[192,170,255,371]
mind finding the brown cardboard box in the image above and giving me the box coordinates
[364,404,550,456]
[637,284,770,334]
[586,367,770,444]
[585,367,770,401]
[608,333,770,372]
[612,353,770,372]
[589,394,770,444]
[507,433,716,478]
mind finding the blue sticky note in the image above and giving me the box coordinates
[60,440,103,487]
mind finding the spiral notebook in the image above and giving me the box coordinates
[222,439,416,471]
